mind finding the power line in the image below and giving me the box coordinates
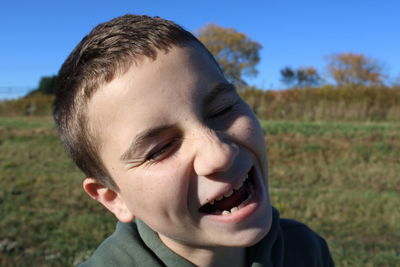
[0,86,34,100]
[0,86,34,91]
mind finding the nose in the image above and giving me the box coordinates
[193,129,239,177]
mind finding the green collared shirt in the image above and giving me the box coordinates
[79,208,334,266]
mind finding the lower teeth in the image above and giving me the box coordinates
[220,184,254,216]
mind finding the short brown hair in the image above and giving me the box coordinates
[53,14,208,190]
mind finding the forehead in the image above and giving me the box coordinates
[87,42,226,143]
[94,43,222,104]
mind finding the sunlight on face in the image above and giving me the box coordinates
[88,41,272,253]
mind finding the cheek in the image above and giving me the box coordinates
[232,113,266,150]
[120,163,190,212]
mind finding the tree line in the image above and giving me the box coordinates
[280,53,386,88]
[33,23,397,95]
[198,24,391,89]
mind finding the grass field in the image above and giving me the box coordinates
[0,116,399,266]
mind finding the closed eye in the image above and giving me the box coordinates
[146,139,180,162]
[208,100,239,119]
[209,106,233,119]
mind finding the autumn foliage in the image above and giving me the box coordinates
[281,66,322,88]
[197,24,261,86]
[326,53,384,86]
[0,84,399,122]
[0,93,54,116]
[240,85,400,121]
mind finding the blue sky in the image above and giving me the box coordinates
[1,0,399,98]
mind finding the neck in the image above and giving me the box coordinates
[159,235,246,267]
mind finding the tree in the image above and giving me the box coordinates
[296,67,322,88]
[28,75,58,95]
[197,24,261,87]
[280,66,321,88]
[280,67,296,87]
[325,53,384,86]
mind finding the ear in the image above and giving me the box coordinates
[83,178,135,223]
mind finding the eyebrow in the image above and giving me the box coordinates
[120,124,176,161]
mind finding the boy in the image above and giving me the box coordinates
[53,14,334,266]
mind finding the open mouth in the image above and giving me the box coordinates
[198,167,256,216]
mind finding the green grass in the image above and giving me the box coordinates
[0,116,55,130]
[264,120,400,266]
[1,117,399,266]
[261,120,400,137]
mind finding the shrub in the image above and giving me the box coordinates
[0,93,54,116]
[240,85,400,121]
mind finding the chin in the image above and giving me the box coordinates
[212,207,273,248]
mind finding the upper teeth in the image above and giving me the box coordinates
[234,174,248,190]
[209,174,249,205]
[224,190,234,197]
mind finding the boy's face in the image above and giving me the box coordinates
[87,42,272,250]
